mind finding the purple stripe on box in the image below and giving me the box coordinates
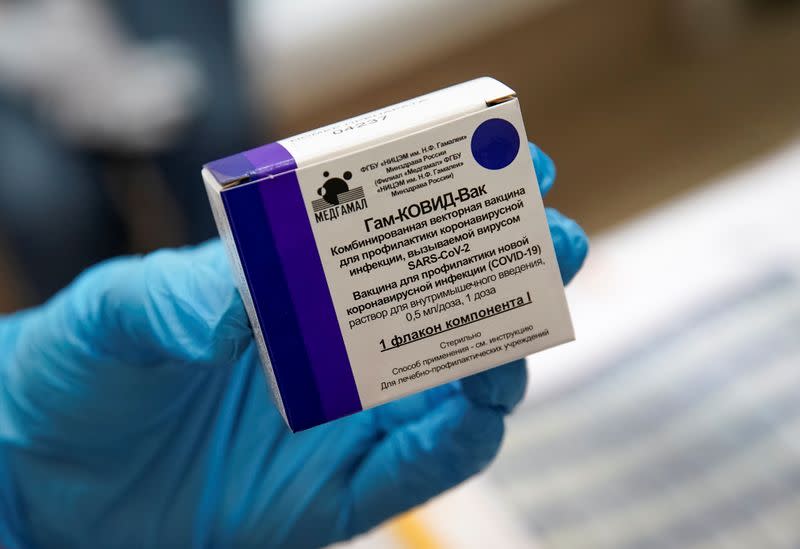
[259,173,362,421]
[205,153,255,185]
[205,142,297,185]
[223,181,326,431]
[244,143,297,177]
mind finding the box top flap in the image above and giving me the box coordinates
[204,77,516,188]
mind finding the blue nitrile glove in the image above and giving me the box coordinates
[0,143,588,549]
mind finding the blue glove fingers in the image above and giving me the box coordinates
[354,361,526,528]
[529,142,556,197]
[547,208,589,285]
[370,382,459,433]
[370,355,526,432]
[348,395,504,536]
[529,143,590,285]
[461,359,527,414]
[349,363,527,534]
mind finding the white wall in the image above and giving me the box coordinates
[240,0,566,121]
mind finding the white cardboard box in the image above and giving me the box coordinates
[203,78,574,431]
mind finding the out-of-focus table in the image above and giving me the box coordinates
[338,139,800,548]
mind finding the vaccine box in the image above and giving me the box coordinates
[203,77,575,432]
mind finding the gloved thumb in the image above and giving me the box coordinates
[2,240,250,452]
[25,239,250,366]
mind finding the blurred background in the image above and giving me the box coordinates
[1,0,800,547]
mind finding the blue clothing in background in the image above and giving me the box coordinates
[0,0,252,302]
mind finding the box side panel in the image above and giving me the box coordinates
[202,169,288,424]
[219,171,363,431]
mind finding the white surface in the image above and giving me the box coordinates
[239,0,566,121]
[339,137,800,548]
[438,137,800,548]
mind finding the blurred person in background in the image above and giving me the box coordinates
[0,0,252,301]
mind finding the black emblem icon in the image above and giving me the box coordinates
[312,171,365,213]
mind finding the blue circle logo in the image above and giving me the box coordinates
[471,118,521,170]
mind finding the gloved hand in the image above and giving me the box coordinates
[0,143,588,549]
